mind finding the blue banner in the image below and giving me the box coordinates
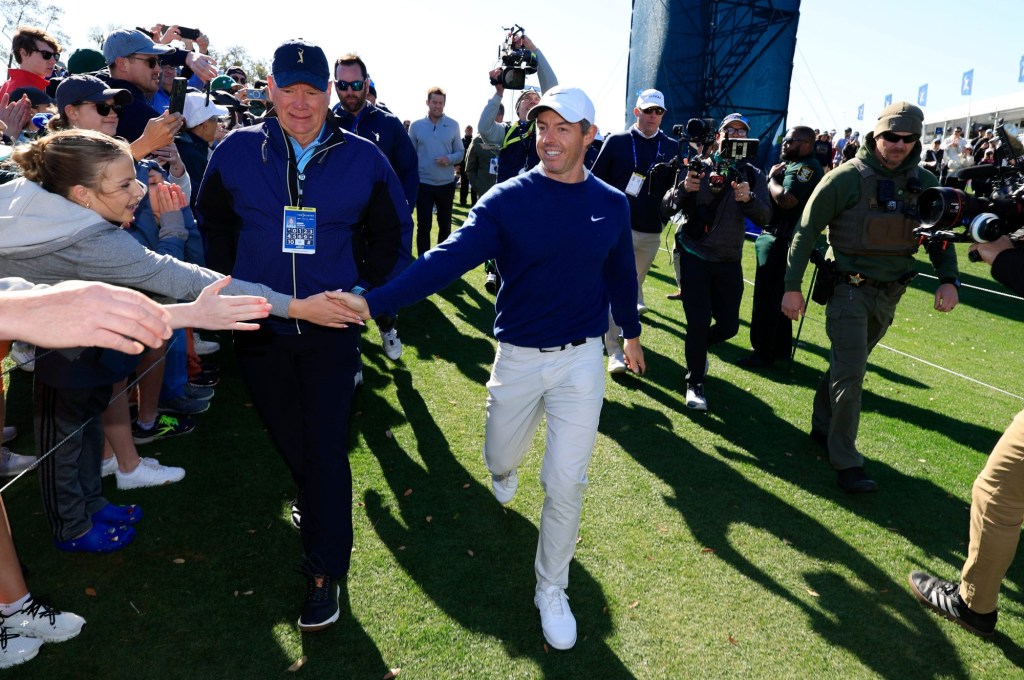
[962,69,974,96]
[883,93,892,107]
[1019,55,1023,83]
[857,103,864,121]
[917,84,928,107]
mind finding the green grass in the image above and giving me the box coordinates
[5,208,1024,678]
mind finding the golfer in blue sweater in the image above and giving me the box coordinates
[333,86,644,650]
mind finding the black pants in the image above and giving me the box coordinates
[749,233,793,362]
[234,325,360,578]
[415,181,456,257]
[459,175,477,206]
[678,249,743,385]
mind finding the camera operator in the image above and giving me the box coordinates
[738,126,823,369]
[781,102,960,494]
[478,31,557,183]
[591,88,675,373]
[672,113,770,410]
[909,235,1024,638]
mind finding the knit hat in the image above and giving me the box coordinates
[873,101,923,137]
[67,48,106,75]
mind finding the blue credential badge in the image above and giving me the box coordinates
[282,206,317,254]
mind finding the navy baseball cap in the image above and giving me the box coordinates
[102,28,173,64]
[55,75,132,113]
[271,39,329,92]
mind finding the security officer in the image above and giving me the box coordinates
[782,102,960,493]
[738,126,823,369]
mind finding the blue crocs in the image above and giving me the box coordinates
[92,503,143,527]
[55,523,135,553]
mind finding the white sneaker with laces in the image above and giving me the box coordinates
[101,456,117,478]
[2,426,15,444]
[115,457,185,490]
[607,353,628,374]
[534,585,577,650]
[637,303,649,316]
[0,447,36,477]
[193,334,220,356]
[9,342,34,372]
[491,469,518,505]
[0,628,42,669]
[0,596,85,643]
[379,327,403,360]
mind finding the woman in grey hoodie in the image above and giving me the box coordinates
[0,129,360,552]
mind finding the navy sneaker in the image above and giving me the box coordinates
[132,415,196,445]
[157,395,210,415]
[297,573,340,632]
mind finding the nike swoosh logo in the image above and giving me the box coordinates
[591,216,606,222]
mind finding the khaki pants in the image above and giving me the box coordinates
[959,408,1024,614]
[604,230,662,357]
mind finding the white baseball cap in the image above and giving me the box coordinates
[635,89,666,111]
[526,86,595,125]
[183,92,229,128]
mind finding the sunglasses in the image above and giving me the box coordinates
[128,55,159,68]
[335,79,365,92]
[782,137,811,145]
[80,101,124,117]
[878,131,920,144]
[33,48,60,61]
[641,107,665,115]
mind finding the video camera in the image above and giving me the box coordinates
[914,123,1024,260]
[494,25,537,90]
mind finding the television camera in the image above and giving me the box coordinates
[493,25,537,90]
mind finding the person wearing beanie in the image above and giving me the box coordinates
[66,48,106,75]
[781,101,960,494]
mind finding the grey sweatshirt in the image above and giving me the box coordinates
[0,178,292,315]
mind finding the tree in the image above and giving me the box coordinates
[1,0,70,69]
[210,44,269,82]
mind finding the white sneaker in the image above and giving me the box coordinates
[685,383,707,411]
[491,469,518,505]
[0,447,36,477]
[9,342,34,372]
[0,596,85,643]
[193,334,220,356]
[607,353,628,374]
[0,628,42,669]
[534,585,577,650]
[115,457,185,490]
[637,303,649,316]
[379,327,403,361]
[1,426,15,444]
[101,456,117,478]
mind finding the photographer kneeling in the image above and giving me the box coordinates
[909,235,1024,638]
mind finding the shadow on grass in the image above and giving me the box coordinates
[599,398,972,679]
[355,367,634,677]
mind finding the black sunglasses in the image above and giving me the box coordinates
[335,79,365,92]
[782,137,811,145]
[641,107,665,115]
[80,101,124,117]
[32,48,60,61]
[878,131,920,144]
[128,55,159,68]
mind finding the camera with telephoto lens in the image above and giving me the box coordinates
[914,123,1024,260]
[493,24,537,90]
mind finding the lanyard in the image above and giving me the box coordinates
[502,121,534,150]
[631,131,662,175]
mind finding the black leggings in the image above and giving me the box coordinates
[677,249,743,384]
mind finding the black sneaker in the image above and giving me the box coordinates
[736,352,774,370]
[132,415,196,445]
[908,571,997,637]
[836,466,878,494]
[297,573,340,632]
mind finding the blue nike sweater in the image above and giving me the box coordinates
[365,166,641,347]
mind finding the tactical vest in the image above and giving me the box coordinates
[827,159,920,256]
